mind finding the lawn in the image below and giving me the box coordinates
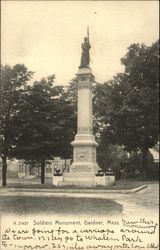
[0,196,123,216]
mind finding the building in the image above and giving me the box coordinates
[149,143,159,167]
[0,158,71,179]
[18,157,71,178]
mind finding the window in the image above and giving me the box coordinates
[19,164,24,173]
[46,165,52,173]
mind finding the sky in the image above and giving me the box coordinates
[1,1,159,85]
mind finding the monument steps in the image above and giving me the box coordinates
[58,180,97,187]
[63,172,96,183]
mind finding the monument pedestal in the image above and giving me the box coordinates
[70,133,99,173]
[53,174,115,187]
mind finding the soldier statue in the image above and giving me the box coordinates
[80,27,91,68]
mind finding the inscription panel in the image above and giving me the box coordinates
[75,165,89,172]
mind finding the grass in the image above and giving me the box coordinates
[0,196,123,216]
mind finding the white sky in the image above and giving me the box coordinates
[1,1,159,85]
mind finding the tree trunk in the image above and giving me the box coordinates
[2,155,7,187]
[41,161,45,184]
[141,147,148,180]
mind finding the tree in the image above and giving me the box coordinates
[65,78,78,109]
[96,40,159,178]
[12,77,77,183]
[93,81,112,141]
[0,64,33,186]
[50,84,77,166]
[97,140,128,180]
[57,79,78,164]
[12,75,62,184]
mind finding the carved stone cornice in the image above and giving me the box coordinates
[78,82,92,90]
[76,67,95,83]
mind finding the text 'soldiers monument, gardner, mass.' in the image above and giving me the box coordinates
[61,28,100,186]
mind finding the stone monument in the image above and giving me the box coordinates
[52,29,115,187]
[59,29,99,187]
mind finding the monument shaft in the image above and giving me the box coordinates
[78,82,92,134]
[68,67,100,185]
